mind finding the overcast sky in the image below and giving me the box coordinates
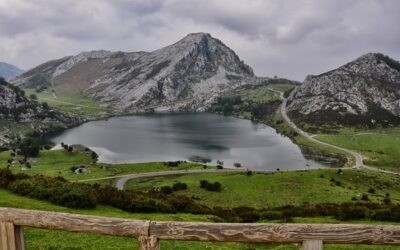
[0,0,399,80]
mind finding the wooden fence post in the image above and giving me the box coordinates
[0,222,25,250]
[138,221,159,250]
[138,235,159,250]
[301,240,323,250]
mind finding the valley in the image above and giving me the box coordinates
[1,31,400,250]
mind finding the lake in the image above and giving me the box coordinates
[49,113,326,170]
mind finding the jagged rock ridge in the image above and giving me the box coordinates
[12,33,261,112]
[287,53,400,126]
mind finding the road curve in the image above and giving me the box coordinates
[116,169,245,190]
[273,88,364,168]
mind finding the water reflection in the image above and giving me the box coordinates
[48,113,326,170]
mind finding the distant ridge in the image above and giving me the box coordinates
[0,62,23,80]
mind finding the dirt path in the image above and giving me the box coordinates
[273,88,399,175]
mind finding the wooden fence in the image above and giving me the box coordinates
[1,207,400,250]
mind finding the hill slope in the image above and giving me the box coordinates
[287,53,400,126]
[0,62,23,80]
[0,78,82,146]
[12,33,261,113]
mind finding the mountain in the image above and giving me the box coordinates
[287,53,400,126]
[0,78,82,146]
[0,62,24,80]
[12,33,260,112]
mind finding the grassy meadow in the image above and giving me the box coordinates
[316,128,400,169]
[0,149,209,181]
[24,88,113,118]
[125,169,400,208]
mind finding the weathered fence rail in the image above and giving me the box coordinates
[1,207,400,250]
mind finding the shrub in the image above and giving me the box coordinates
[200,180,208,189]
[383,193,391,204]
[368,188,375,194]
[172,182,187,191]
[160,186,173,195]
[164,161,182,167]
[199,180,222,192]
[361,194,369,201]
[0,168,16,188]
[233,162,242,168]
[18,138,40,157]
[9,176,96,209]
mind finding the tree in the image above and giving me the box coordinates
[160,186,173,195]
[222,104,233,115]
[42,102,49,110]
[91,152,98,163]
[29,94,37,100]
[233,162,242,168]
[18,138,40,157]
[383,193,391,204]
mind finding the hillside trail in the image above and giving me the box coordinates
[270,87,399,175]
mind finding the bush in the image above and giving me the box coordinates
[383,193,391,204]
[172,182,187,191]
[361,194,369,201]
[200,180,222,192]
[0,168,16,188]
[160,186,173,195]
[164,161,183,167]
[368,188,375,194]
[9,176,96,209]
[200,180,208,189]
[18,138,40,157]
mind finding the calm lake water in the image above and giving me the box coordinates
[49,113,325,170]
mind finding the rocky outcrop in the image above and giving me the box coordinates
[11,33,262,113]
[287,53,400,126]
[0,78,82,146]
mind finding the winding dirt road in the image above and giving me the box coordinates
[281,97,364,168]
[115,169,245,190]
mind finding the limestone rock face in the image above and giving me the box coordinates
[12,33,261,112]
[287,53,400,125]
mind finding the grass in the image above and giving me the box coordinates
[125,169,400,208]
[0,149,210,181]
[316,128,400,169]
[0,188,297,250]
[24,88,113,118]
[2,179,400,250]
[267,83,296,92]
[265,112,354,167]
[234,85,281,103]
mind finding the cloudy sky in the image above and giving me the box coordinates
[0,0,399,80]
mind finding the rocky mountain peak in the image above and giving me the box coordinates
[11,33,258,112]
[287,53,400,126]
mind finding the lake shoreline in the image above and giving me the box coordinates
[46,113,327,171]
